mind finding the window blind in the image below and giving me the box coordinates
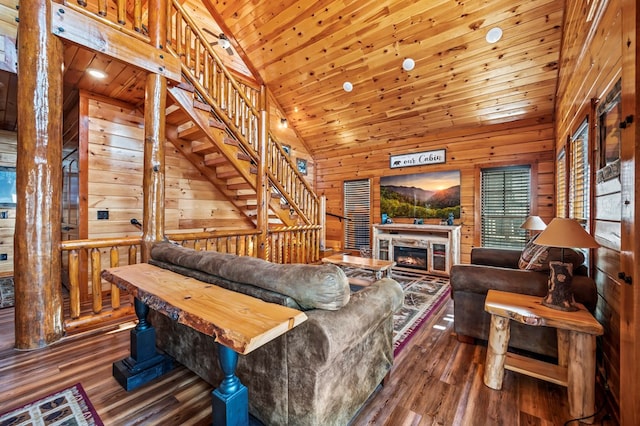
[481,166,531,249]
[344,179,371,250]
[569,120,589,225]
[556,148,567,217]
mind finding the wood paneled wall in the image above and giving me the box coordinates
[554,0,623,418]
[0,130,15,276]
[315,118,556,263]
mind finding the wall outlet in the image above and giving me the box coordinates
[97,210,109,220]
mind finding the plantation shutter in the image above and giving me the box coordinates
[569,120,589,226]
[481,166,531,249]
[556,148,567,217]
[344,179,371,250]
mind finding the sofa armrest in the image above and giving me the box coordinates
[450,264,598,312]
[471,248,522,269]
[286,278,403,368]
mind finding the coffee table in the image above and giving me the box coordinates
[321,254,395,286]
[483,289,603,423]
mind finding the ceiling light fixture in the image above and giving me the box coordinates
[485,27,503,44]
[402,58,415,71]
[87,68,107,79]
[218,38,231,50]
[343,81,353,92]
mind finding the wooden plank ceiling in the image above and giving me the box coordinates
[205,0,564,156]
[1,0,564,159]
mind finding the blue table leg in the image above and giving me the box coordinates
[212,343,249,426]
[113,298,173,391]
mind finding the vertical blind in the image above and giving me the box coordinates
[569,120,589,226]
[556,148,567,217]
[481,166,531,249]
[344,179,371,250]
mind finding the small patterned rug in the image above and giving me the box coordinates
[0,383,103,426]
[343,268,450,355]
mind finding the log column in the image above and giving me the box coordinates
[14,0,64,349]
[141,0,167,261]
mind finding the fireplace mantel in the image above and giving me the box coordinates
[372,224,461,276]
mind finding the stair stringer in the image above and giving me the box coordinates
[166,85,299,227]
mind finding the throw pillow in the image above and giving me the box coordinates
[518,235,585,272]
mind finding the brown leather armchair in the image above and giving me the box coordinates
[450,247,598,358]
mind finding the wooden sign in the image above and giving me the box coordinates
[390,149,446,168]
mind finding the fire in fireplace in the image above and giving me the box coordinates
[394,246,428,271]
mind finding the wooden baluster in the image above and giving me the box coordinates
[203,52,210,94]
[194,239,202,251]
[185,26,191,71]
[110,246,120,310]
[134,0,142,32]
[194,37,201,82]
[69,250,80,319]
[116,0,126,24]
[175,12,182,57]
[98,0,107,16]
[91,248,102,314]
[129,245,137,265]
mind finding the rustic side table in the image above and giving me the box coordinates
[483,289,604,424]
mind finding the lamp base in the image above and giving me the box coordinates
[542,261,578,312]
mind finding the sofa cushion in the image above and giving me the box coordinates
[518,236,584,272]
[150,242,350,310]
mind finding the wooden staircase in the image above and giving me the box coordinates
[165,83,299,226]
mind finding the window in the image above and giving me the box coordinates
[344,179,371,250]
[481,166,531,249]
[556,148,567,217]
[569,119,590,228]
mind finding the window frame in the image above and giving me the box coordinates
[474,161,539,247]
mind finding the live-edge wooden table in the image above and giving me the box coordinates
[483,289,604,424]
[102,263,307,426]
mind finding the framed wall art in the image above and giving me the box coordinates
[296,158,308,175]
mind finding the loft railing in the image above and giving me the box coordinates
[60,227,321,333]
[64,0,149,42]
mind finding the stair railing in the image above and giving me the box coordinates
[166,0,320,226]
[63,0,149,42]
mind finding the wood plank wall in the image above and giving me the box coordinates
[0,129,15,276]
[315,118,556,263]
[554,0,623,417]
[86,93,251,237]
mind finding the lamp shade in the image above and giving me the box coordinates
[534,218,599,248]
[520,215,547,231]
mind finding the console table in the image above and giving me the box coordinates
[102,263,307,426]
[372,224,460,276]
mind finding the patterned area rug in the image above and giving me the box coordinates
[0,383,103,426]
[343,268,450,355]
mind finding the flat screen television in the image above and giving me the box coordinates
[0,167,17,206]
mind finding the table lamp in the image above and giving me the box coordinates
[520,215,547,242]
[533,218,599,311]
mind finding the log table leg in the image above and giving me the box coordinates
[484,314,511,390]
[567,331,597,424]
[113,298,174,391]
[213,343,249,426]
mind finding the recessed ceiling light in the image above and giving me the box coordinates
[486,27,503,44]
[87,68,107,79]
[343,81,353,92]
[402,58,415,71]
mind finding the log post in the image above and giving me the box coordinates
[256,85,269,260]
[141,0,168,262]
[14,0,64,349]
[483,314,510,389]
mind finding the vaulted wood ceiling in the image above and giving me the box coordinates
[206,0,564,156]
[1,0,565,159]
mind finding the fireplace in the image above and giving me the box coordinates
[393,246,428,271]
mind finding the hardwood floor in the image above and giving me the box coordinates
[0,300,616,425]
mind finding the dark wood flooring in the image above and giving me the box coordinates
[0,300,616,425]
